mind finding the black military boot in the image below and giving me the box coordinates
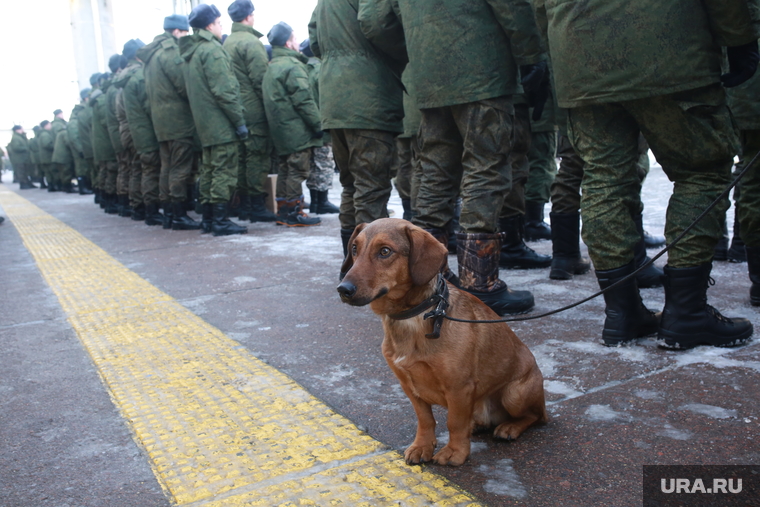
[212,203,247,236]
[457,232,534,315]
[549,212,591,280]
[144,202,164,226]
[77,176,93,195]
[728,214,746,263]
[424,228,460,287]
[277,199,321,227]
[402,198,413,221]
[524,200,552,241]
[39,178,48,189]
[633,213,664,288]
[172,202,201,230]
[714,218,729,261]
[498,216,552,269]
[316,190,339,214]
[118,195,133,217]
[104,194,119,214]
[249,194,277,222]
[747,247,760,306]
[161,202,173,229]
[237,194,253,222]
[200,203,213,234]
[596,261,660,346]
[309,189,319,214]
[658,263,753,349]
[131,203,146,221]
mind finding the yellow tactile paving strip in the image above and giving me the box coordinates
[0,188,483,507]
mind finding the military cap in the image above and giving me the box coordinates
[189,4,221,29]
[122,39,145,61]
[53,109,63,116]
[228,0,254,22]
[32,125,40,133]
[299,38,313,57]
[164,14,190,31]
[40,120,50,128]
[267,21,292,47]
[108,53,122,73]
[89,72,102,86]
[12,125,23,131]
[80,88,91,100]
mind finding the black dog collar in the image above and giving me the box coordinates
[388,273,449,339]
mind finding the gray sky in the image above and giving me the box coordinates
[1,0,317,148]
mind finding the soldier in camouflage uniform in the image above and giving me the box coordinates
[91,71,119,212]
[140,14,199,230]
[262,23,322,227]
[8,126,35,189]
[78,75,100,199]
[300,38,339,216]
[180,3,248,236]
[223,0,278,223]
[725,38,760,306]
[104,54,132,216]
[37,121,57,192]
[28,126,43,188]
[523,87,557,242]
[67,89,94,195]
[537,0,758,348]
[309,0,405,257]
[392,68,420,222]
[362,0,548,316]
[51,123,75,193]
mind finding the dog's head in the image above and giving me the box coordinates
[337,218,448,308]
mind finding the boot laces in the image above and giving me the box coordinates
[705,304,731,324]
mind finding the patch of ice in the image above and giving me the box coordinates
[634,389,661,400]
[657,427,692,440]
[233,320,261,329]
[544,380,582,398]
[585,404,625,422]
[314,365,354,385]
[674,347,760,372]
[233,276,256,284]
[479,459,528,499]
[564,340,649,362]
[680,403,737,419]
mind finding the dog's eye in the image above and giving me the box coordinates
[379,247,392,258]
[351,244,357,256]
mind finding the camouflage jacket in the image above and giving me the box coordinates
[52,129,73,166]
[223,22,269,136]
[78,101,95,159]
[8,131,31,165]
[179,28,245,148]
[726,39,760,130]
[67,104,86,158]
[308,0,404,132]
[535,0,760,107]
[90,87,117,163]
[138,32,197,143]
[262,47,323,156]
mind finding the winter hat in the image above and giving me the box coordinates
[164,14,190,31]
[189,4,221,29]
[40,120,50,128]
[89,72,102,86]
[228,0,254,22]
[108,53,122,73]
[299,38,313,57]
[267,21,292,47]
[53,109,63,116]
[80,88,91,100]
[12,125,23,132]
[122,39,145,61]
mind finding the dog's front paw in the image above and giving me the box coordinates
[432,444,469,466]
[404,442,436,465]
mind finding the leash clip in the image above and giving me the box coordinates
[424,274,449,339]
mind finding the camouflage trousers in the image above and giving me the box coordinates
[100,159,119,195]
[41,163,59,187]
[199,142,238,204]
[276,149,311,201]
[83,158,96,187]
[500,104,530,219]
[569,84,738,270]
[125,147,143,208]
[116,150,130,196]
[525,130,557,204]
[159,138,196,203]
[140,150,161,206]
[13,162,31,184]
[58,161,75,186]
[737,130,760,248]
[415,96,514,233]
[306,144,335,192]
[237,134,271,197]
[392,136,413,202]
[331,128,395,230]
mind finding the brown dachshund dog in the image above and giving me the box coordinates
[337,219,547,466]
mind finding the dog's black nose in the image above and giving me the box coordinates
[337,281,357,301]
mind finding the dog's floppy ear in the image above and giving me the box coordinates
[340,223,367,275]
[406,225,448,286]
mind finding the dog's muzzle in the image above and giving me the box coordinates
[337,280,357,302]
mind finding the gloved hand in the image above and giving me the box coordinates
[520,61,550,121]
[312,130,325,139]
[236,124,249,140]
[721,41,759,88]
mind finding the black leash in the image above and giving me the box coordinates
[443,149,759,325]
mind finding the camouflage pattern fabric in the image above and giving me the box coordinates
[456,233,507,292]
[277,148,312,201]
[391,137,412,201]
[737,130,760,248]
[101,160,119,195]
[127,147,143,208]
[159,138,197,203]
[331,128,395,230]
[306,144,335,192]
[550,133,584,214]
[500,104,531,219]
[140,150,161,206]
[115,151,130,196]
[525,130,557,204]
[414,97,514,234]
[237,134,270,197]
[198,141,239,204]
[570,84,738,270]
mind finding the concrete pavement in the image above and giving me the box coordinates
[1,165,758,507]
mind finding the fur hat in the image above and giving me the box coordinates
[267,21,292,47]
[122,39,145,61]
[189,4,221,29]
[227,0,254,22]
[164,14,190,31]
[108,54,122,73]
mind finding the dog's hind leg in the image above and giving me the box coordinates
[494,369,547,441]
